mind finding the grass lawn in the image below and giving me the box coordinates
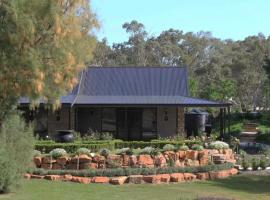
[1,174,270,200]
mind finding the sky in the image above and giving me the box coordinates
[92,0,270,45]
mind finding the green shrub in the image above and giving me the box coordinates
[209,141,229,150]
[115,148,133,155]
[163,144,175,151]
[0,113,34,193]
[76,148,91,156]
[251,158,259,171]
[191,144,204,151]
[259,159,267,170]
[139,147,160,156]
[99,148,110,157]
[178,145,189,151]
[242,159,250,170]
[49,148,67,159]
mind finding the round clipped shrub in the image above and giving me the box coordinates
[139,147,160,156]
[99,148,110,157]
[259,159,266,170]
[115,147,133,155]
[49,148,67,159]
[191,144,204,151]
[33,150,41,157]
[178,145,189,151]
[163,144,175,151]
[209,141,229,150]
[76,147,91,156]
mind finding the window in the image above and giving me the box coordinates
[102,108,116,133]
[142,108,157,139]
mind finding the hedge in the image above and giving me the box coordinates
[256,134,270,145]
[35,140,202,153]
[31,163,234,177]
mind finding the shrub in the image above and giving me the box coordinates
[76,148,91,156]
[241,159,250,170]
[33,150,42,157]
[259,159,267,170]
[163,144,175,151]
[115,148,133,155]
[178,145,189,151]
[49,148,67,159]
[256,133,270,145]
[0,113,34,193]
[139,147,160,156]
[99,148,110,157]
[251,158,259,171]
[209,141,229,150]
[191,144,204,151]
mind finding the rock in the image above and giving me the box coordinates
[183,173,196,181]
[209,170,230,179]
[174,160,184,167]
[106,155,122,168]
[56,156,70,166]
[170,173,184,182]
[137,155,154,167]
[110,176,128,185]
[229,168,238,175]
[122,155,130,166]
[186,150,198,160]
[163,151,176,161]
[92,155,105,163]
[184,159,199,167]
[143,175,161,184]
[159,174,170,183]
[71,155,91,164]
[154,155,167,167]
[44,175,61,181]
[33,157,42,167]
[24,173,31,180]
[42,156,56,164]
[129,155,137,166]
[62,174,73,181]
[196,172,209,180]
[71,176,92,184]
[92,176,109,184]
[52,163,63,170]
[128,175,143,184]
[79,162,98,170]
[208,149,219,155]
[31,174,44,179]
[65,163,78,170]
[177,150,186,160]
[212,154,227,164]
[41,163,52,169]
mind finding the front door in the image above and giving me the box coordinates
[116,108,142,140]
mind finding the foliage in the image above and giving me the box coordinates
[162,144,175,151]
[241,159,250,170]
[251,158,259,171]
[0,0,98,120]
[259,159,267,170]
[0,113,34,193]
[115,148,133,155]
[138,147,160,156]
[256,133,270,145]
[99,148,110,157]
[83,129,114,141]
[76,148,91,156]
[31,163,234,177]
[177,145,189,151]
[49,148,67,159]
[191,144,204,151]
[209,141,229,150]
[33,150,42,157]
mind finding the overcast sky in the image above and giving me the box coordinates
[92,0,270,45]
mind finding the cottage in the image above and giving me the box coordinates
[19,66,230,140]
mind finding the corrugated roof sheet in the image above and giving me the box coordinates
[19,66,230,107]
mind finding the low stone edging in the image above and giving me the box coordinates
[24,168,238,185]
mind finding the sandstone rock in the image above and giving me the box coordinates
[154,155,167,167]
[41,163,52,170]
[170,173,184,182]
[183,173,196,181]
[106,155,122,168]
[163,151,176,161]
[186,150,198,160]
[177,150,186,160]
[122,155,130,166]
[65,163,78,170]
[174,160,184,167]
[209,170,230,179]
[62,174,73,181]
[159,174,170,183]
[143,175,161,184]
[56,156,70,166]
[110,176,128,185]
[229,168,238,175]
[44,175,61,181]
[129,155,137,166]
[128,175,143,184]
[33,157,42,167]
[92,176,109,184]
[24,173,31,180]
[31,174,44,179]
[196,172,209,180]
[42,156,56,164]
[71,155,91,164]
[92,155,105,163]
[52,163,63,170]
[71,176,92,184]
[137,155,154,167]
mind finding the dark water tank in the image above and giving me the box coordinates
[185,109,209,137]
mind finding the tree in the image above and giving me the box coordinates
[0,0,98,121]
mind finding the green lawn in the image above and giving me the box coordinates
[1,174,270,200]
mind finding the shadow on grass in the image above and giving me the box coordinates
[207,175,270,195]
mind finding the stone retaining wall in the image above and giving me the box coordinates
[34,149,236,170]
[24,168,238,185]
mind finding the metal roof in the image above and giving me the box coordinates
[19,66,230,107]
